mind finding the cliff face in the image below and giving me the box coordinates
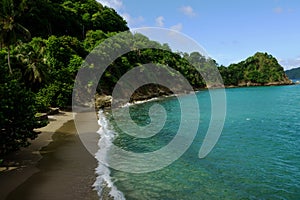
[236,74,292,87]
[95,85,172,109]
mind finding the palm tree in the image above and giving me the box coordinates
[0,0,31,74]
[15,39,49,88]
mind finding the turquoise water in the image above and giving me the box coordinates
[98,85,300,200]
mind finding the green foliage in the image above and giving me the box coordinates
[0,75,44,155]
[219,52,289,86]
[83,30,109,51]
[46,35,87,70]
[0,0,31,46]
[0,0,31,74]
[0,0,130,155]
[0,49,8,72]
[90,7,128,32]
[18,0,128,39]
[95,32,216,94]
[35,49,84,110]
[36,81,73,109]
[13,38,49,90]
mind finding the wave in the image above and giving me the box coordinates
[120,94,179,108]
[94,110,126,200]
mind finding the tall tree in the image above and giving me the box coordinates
[0,0,30,74]
[15,38,49,89]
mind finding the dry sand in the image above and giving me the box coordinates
[0,111,100,200]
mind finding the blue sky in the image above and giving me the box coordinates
[97,0,300,70]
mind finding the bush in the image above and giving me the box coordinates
[0,78,45,155]
[36,81,73,110]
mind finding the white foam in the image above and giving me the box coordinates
[120,97,159,108]
[120,94,178,108]
[94,110,126,200]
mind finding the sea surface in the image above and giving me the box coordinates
[95,85,300,200]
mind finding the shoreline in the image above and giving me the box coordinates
[95,81,294,109]
[0,82,294,200]
[0,111,99,200]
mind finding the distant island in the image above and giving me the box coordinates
[285,67,300,79]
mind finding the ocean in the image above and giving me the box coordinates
[95,85,300,200]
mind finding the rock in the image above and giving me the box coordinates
[35,113,49,128]
[95,94,112,109]
[35,113,48,121]
[47,107,60,115]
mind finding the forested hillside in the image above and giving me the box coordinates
[17,0,128,38]
[219,52,291,86]
[0,0,291,155]
[0,0,129,155]
[285,67,300,79]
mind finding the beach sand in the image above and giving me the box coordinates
[0,111,100,200]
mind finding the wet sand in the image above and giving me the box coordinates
[0,111,100,200]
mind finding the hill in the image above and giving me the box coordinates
[285,67,300,79]
[219,52,292,87]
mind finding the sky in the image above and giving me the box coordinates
[97,0,300,70]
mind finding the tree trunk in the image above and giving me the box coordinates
[7,46,12,74]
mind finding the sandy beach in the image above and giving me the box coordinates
[0,111,100,200]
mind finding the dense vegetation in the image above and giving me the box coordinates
[219,52,291,86]
[95,38,219,95]
[0,0,290,156]
[285,67,300,79]
[0,0,128,155]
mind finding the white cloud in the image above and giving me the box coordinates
[170,23,183,32]
[97,0,123,10]
[97,0,145,28]
[273,7,283,14]
[279,56,300,70]
[122,13,144,27]
[273,6,294,14]
[155,16,165,27]
[180,6,197,17]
